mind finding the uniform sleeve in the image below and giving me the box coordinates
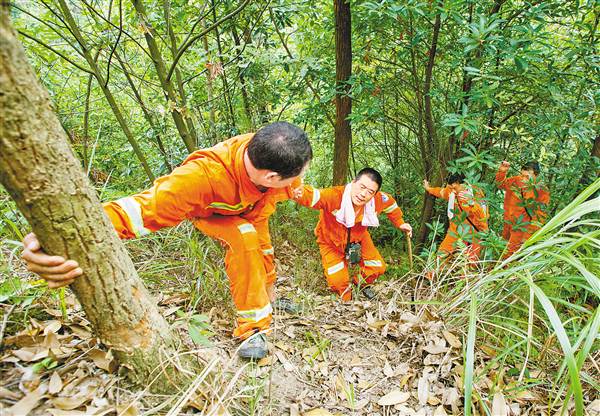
[294,184,337,211]
[427,186,451,200]
[380,193,405,228]
[495,169,518,191]
[103,161,214,239]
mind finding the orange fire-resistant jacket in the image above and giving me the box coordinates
[495,168,550,228]
[103,134,291,236]
[427,185,489,232]
[101,133,298,339]
[295,185,406,252]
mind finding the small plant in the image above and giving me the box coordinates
[179,311,214,347]
[304,330,330,362]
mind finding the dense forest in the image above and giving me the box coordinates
[1,0,598,415]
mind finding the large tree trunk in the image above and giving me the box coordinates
[0,7,192,392]
[332,0,352,185]
[416,1,443,250]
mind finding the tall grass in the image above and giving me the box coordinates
[440,179,600,415]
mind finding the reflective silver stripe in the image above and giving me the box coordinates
[237,303,273,322]
[311,188,321,207]
[262,247,274,255]
[327,261,345,275]
[115,197,151,237]
[382,202,398,214]
[364,259,382,267]
[238,223,256,234]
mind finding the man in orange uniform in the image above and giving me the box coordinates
[496,160,550,258]
[423,173,488,265]
[294,168,412,301]
[21,122,312,359]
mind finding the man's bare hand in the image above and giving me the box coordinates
[399,223,413,238]
[423,179,431,191]
[21,233,82,289]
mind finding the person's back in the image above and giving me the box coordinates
[424,173,488,265]
[21,121,313,360]
[496,160,550,257]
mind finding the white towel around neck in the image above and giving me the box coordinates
[335,183,380,227]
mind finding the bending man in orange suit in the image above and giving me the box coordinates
[294,168,412,301]
[423,173,488,271]
[496,160,550,258]
[21,122,313,360]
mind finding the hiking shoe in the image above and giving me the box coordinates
[362,286,376,300]
[238,334,268,360]
[272,297,300,315]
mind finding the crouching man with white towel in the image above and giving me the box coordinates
[295,168,412,300]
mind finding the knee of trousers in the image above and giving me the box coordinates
[324,261,350,293]
[223,223,261,255]
[438,235,457,255]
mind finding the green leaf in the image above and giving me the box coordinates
[515,56,528,71]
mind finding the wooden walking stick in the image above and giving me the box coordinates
[406,233,413,270]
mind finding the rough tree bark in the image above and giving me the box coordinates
[332,0,352,185]
[0,7,193,392]
[415,1,443,250]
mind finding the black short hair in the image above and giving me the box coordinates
[247,122,313,179]
[447,173,465,185]
[355,167,383,191]
[521,161,540,175]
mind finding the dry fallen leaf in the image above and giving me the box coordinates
[492,391,509,416]
[12,346,49,362]
[49,371,63,395]
[5,384,47,416]
[258,355,275,366]
[378,389,410,406]
[50,395,90,411]
[383,360,394,377]
[0,386,21,400]
[116,402,139,416]
[433,405,448,415]
[43,320,62,335]
[47,410,89,416]
[442,330,462,348]
[303,409,333,416]
[586,399,600,416]
[88,348,115,372]
[424,344,449,355]
[352,398,369,410]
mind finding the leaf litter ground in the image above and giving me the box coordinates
[1,245,598,416]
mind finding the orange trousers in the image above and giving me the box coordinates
[437,222,482,261]
[194,216,275,339]
[502,223,538,259]
[318,233,386,301]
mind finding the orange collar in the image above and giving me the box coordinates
[233,139,264,204]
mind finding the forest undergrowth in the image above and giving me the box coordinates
[1,183,598,415]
